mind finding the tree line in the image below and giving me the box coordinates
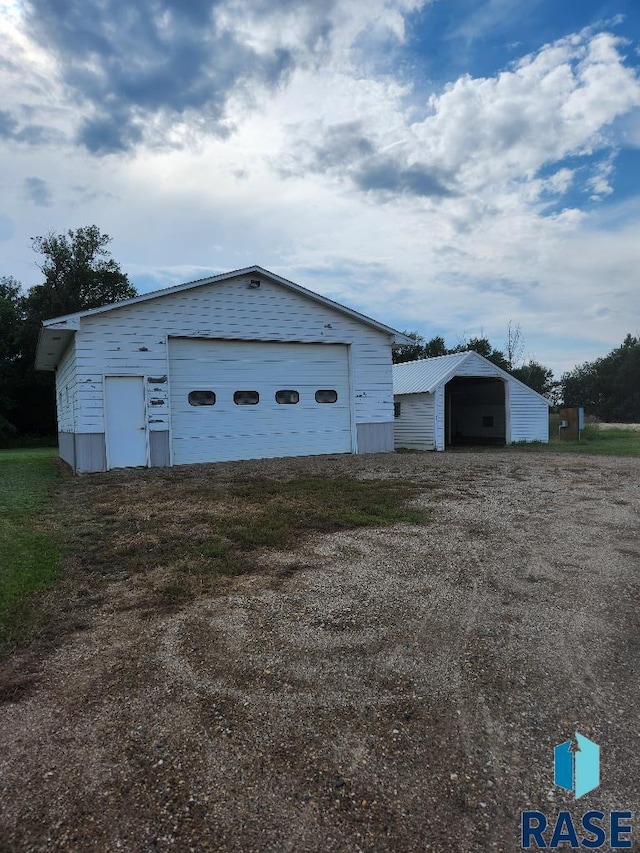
[1,225,638,441]
[0,226,136,440]
[561,334,640,422]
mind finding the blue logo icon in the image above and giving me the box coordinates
[553,733,600,799]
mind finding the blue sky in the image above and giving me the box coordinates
[1,0,640,376]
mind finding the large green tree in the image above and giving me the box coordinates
[21,226,136,354]
[512,360,558,398]
[30,226,136,314]
[0,277,24,438]
[395,333,511,369]
[449,336,511,371]
[0,227,136,439]
[561,334,640,421]
[393,333,448,364]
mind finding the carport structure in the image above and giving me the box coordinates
[393,351,550,450]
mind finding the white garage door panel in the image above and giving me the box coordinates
[169,339,353,464]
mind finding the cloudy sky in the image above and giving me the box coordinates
[2,0,640,375]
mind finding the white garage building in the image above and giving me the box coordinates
[393,351,550,450]
[36,266,411,473]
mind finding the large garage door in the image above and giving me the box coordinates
[169,339,353,465]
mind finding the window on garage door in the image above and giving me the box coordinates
[315,389,338,403]
[275,390,299,404]
[188,390,216,406]
[234,390,259,405]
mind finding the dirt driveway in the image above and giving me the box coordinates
[1,450,639,852]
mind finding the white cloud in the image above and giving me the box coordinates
[410,31,640,195]
[0,3,639,375]
[216,0,424,60]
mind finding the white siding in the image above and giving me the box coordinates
[454,358,502,379]
[55,341,77,432]
[72,275,394,444]
[434,385,445,450]
[509,382,549,443]
[394,393,435,450]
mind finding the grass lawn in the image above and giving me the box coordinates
[0,448,61,652]
[0,453,429,655]
[546,425,640,456]
[60,470,430,605]
[2,423,636,657]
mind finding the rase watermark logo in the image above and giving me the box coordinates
[554,733,600,799]
[520,733,634,849]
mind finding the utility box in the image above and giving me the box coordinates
[558,406,584,440]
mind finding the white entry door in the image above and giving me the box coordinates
[104,376,148,469]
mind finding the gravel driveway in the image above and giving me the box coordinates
[1,449,638,852]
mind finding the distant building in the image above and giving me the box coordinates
[393,351,550,450]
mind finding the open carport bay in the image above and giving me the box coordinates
[445,376,506,446]
[0,450,638,852]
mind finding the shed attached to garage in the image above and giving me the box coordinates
[36,266,411,472]
[393,351,550,451]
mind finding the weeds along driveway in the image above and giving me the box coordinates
[0,450,639,852]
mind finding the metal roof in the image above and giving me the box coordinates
[393,350,552,405]
[393,352,472,394]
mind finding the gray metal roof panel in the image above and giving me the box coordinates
[393,352,472,394]
[393,350,552,405]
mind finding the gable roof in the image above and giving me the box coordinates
[36,265,413,370]
[393,352,471,394]
[393,351,552,405]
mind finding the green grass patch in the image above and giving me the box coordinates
[510,425,640,456]
[62,473,430,584]
[544,425,640,456]
[200,477,428,575]
[0,448,61,652]
[0,464,432,652]
[158,583,189,602]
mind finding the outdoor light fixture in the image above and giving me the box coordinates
[249,279,261,288]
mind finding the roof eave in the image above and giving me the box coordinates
[392,352,473,394]
[35,326,76,371]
